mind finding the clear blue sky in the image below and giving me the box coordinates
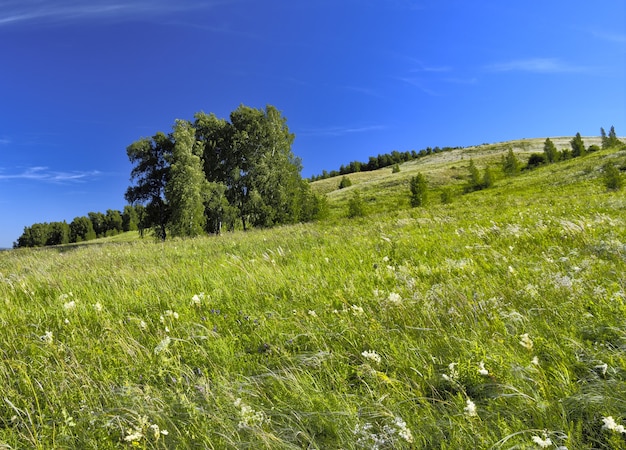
[1,0,624,248]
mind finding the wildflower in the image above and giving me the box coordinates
[361,350,382,364]
[464,399,477,417]
[124,429,143,442]
[531,356,540,366]
[387,292,402,304]
[191,292,205,306]
[139,320,147,330]
[532,434,553,448]
[149,424,168,438]
[41,331,54,343]
[350,304,364,315]
[64,318,70,324]
[234,398,269,429]
[164,310,179,320]
[394,416,413,443]
[520,333,534,350]
[602,416,626,434]
[478,361,489,376]
[595,363,608,376]
[93,302,103,312]
[154,336,171,355]
[63,300,76,311]
[442,362,459,381]
[308,310,317,317]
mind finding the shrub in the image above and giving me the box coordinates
[392,163,401,173]
[410,173,428,207]
[347,192,366,218]
[440,187,454,204]
[338,176,352,189]
[603,161,623,191]
[527,153,547,169]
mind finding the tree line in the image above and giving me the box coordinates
[309,146,460,181]
[124,104,327,240]
[13,205,144,248]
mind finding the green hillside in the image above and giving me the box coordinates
[1,137,625,449]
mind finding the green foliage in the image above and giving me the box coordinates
[543,137,559,163]
[409,173,428,206]
[4,141,626,448]
[603,161,623,191]
[482,166,494,188]
[570,132,586,157]
[391,163,401,173]
[125,131,173,240]
[166,120,207,238]
[105,209,123,235]
[338,176,352,189]
[527,153,547,169]
[347,191,366,218]
[121,205,138,232]
[502,147,521,175]
[440,187,454,204]
[466,158,482,192]
[602,126,622,149]
[70,216,96,242]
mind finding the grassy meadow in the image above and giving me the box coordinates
[1,138,626,449]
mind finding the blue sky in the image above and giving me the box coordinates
[1,0,624,247]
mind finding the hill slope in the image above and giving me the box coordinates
[1,139,625,448]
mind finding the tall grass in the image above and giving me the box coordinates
[0,142,625,448]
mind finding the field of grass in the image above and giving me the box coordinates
[1,139,625,448]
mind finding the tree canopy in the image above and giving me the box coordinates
[125,104,324,239]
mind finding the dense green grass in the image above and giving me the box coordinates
[1,140,625,448]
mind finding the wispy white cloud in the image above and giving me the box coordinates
[298,125,387,137]
[0,138,10,145]
[0,166,101,183]
[0,0,224,27]
[396,77,439,96]
[486,58,588,74]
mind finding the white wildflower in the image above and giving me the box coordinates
[520,333,534,350]
[124,429,143,442]
[464,399,477,417]
[41,331,54,344]
[234,398,268,429]
[387,292,402,304]
[149,424,160,438]
[139,320,147,330]
[382,256,390,262]
[595,363,608,376]
[532,434,553,448]
[531,356,540,366]
[350,304,364,315]
[442,362,459,381]
[602,416,626,434]
[308,310,317,317]
[63,300,76,311]
[164,310,179,320]
[361,350,382,364]
[478,361,489,376]
[93,302,103,312]
[154,336,171,355]
[64,318,70,324]
[394,416,413,443]
[160,429,169,435]
[553,274,573,290]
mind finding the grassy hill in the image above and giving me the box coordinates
[1,137,625,449]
